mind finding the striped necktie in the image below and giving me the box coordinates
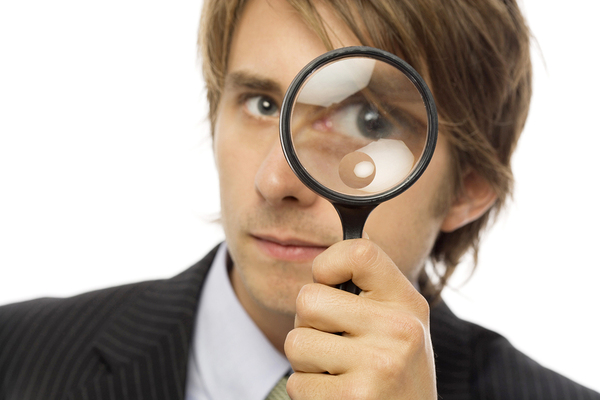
[265,375,291,400]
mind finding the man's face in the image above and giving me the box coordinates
[214,0,453,317]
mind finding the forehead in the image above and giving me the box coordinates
[227,0,362,90]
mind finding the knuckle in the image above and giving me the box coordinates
[348,239,380,268]
[370,350,399,379]
[285,373,299,398]
[383,344,403,368]
[284,329,300,359]
[386,312,428,350]
[287,373,328,399]
[400,315,428,351]
[295,284,320,320]
[339,382,361,400]
[311,249,327,272]
[341,379,379,400]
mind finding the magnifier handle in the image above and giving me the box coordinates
[333,204,376,295]
[338,280,361,295]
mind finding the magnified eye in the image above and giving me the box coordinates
[325,102,396,140]
[245,95,279,118]
[356,103,393,139]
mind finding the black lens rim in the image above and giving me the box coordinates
[280,46,438,206]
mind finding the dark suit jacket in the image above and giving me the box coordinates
[1,246,598,400]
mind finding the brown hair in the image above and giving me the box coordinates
[199,0,532,300]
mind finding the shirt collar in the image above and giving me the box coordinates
[186,243,291,400]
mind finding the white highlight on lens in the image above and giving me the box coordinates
[297,58,376,107]
[354,161,375,178]
[357,139,415,193]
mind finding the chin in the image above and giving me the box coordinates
[250,264,310,314]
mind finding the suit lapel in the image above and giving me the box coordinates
[65,245,472,400]
[68,246,219,400]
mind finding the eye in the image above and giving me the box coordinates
[355,103,394,139]
[244,95,279,118]
[326,102,395,140]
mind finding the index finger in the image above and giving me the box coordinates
[312,239,422,306]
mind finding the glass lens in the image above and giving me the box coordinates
[290,57,429,197]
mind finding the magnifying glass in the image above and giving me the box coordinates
[280,46,438,294]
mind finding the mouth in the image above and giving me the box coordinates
[251,233,330,262]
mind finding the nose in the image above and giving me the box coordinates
[255,142,319,208]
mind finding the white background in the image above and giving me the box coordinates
[0,0,598,392]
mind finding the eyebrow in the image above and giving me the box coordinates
[224,70,284,97]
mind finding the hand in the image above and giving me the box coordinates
[284,239,437,399]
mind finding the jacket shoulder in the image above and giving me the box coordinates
[0,247,218,400]
[0,280,152,339]
[468,322,600,400]
[0,281,152,393]
[430,301,599,400]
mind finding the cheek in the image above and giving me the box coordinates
[214,110,260,195]
[366,193,442,278]
[213,115,257,225]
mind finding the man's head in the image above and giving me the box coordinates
[199,0,531,303]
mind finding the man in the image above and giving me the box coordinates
[0,0,598,399]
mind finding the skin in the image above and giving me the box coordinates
[213,0,496,398]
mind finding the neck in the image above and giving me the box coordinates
[229,266,295,354]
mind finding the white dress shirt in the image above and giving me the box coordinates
[185,243,291,400]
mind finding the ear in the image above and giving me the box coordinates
[440,170,497,233]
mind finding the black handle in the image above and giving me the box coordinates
[332,203,376,295]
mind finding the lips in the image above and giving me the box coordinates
[252,233,330,262]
